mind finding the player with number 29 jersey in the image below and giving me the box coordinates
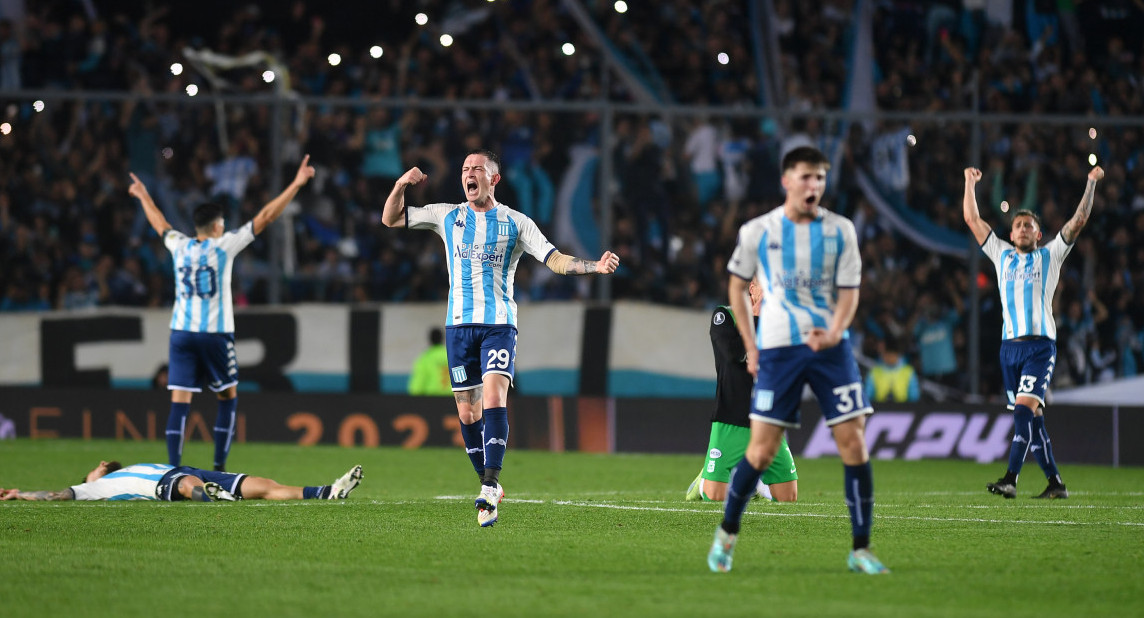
[407,203,555,328]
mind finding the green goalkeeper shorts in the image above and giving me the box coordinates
[701,421,798,485]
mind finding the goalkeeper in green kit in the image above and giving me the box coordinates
[687,279,798,502]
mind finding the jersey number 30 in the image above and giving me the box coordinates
[178,265,218,299]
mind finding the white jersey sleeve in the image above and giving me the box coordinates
[70,463,173,501]
[835,216,861,288]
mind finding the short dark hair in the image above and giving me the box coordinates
[193,202,225,233]
[81,460,122,484]
[781,146,830,173]
[466,149,501,176]
[1010,209,1042,230]
[429,327,443,346]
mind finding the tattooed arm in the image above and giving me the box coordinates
[0,487,75,501]
[1061,166,1104,244]
[545,250,620,275]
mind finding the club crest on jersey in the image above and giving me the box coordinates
[497,221,511,236]
[451,366,468,383]
[822,236,838,255]
[713,311,726,325]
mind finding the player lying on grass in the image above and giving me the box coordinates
[0,461,363,502]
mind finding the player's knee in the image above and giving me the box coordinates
[771,481,797,503]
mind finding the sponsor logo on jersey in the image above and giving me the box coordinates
[708,448,722,459]
[454,243,505,266]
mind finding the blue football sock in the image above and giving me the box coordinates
[1006,405,1035,478]
[721,458,763,535]
[213,397,238,470]
[460,418,486,476]
[844,462,875,548]
[1030,415,1061,483]
[166,402,190,466]
[482,407,509,478]
[303,486,330,500]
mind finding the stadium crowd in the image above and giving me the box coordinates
[1,0,1142,398]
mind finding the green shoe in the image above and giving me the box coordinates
[707,526,737,573]
[848,548,890,574]
[685,472,704,501]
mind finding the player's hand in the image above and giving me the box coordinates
[805,328,842,352]
[127,173,150,201]
[745,347,759,378]
[964,167,982,184]
[595,251,619,274]
[292,154,316,188]
[0,488,19,500]
[1089,166,1104,182]
[399,167,427,188]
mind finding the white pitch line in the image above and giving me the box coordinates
[545,500,1144,527]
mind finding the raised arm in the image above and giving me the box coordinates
[128,173,172,237]
[962,167,991,245]
[0,487,75,501]
[544,250,619,275]
[1060,166,1103,244]
[382,167,427,228]
[252,155,316,235]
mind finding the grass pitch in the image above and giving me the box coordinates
[1,439,1142,618]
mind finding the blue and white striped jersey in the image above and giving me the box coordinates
[70,463,173,501]
[408,202,556,327]
[164,222,255,334]
[980,231,1071,341]
[727,206,862,350]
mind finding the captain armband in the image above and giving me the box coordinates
[545,251,575,275]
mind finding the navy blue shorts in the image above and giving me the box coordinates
[999,338,1057,409]
[156,466,247,501]
[751,339,871,428]
[168,330,238,393]
[445,325,517,391]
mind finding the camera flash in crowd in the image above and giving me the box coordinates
[328,53,341,66]
[717,52,729,65]
[370,46,383,59]
[33,100,45,113]
[0,122,11,136]
[1089,153,1098,165]
[171,63,183,76]
[185,84,199,96]
[415,13,428,26]
[1000,200,1009,213]
[906,134,917,147]
[440,34,454,47]
[614,1,629,13]
[562,43,576,56]
[1089,127,1097,139]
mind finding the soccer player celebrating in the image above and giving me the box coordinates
[686,278,798,503]
[382,149,619,527]
[963,164,1103,499]
[128,155,316,472]
[707,146,887,575]
[1,460,361,502]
